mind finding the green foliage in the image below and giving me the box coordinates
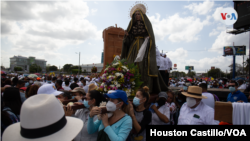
[187,71,196,78]
[49,65,58,71]
[71,69,82,74]
[14,67,23,71]
[29,64,42,73]
[171,71,186,78]
[207,68,225,78]
[97,59,143,97]
[63,64,73,72]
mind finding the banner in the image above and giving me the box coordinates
[185,66,194,70]
[223,46,246,56]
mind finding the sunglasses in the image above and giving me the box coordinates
[228,85,235,87]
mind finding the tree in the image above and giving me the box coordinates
[29,64,42,73]
[14,67,23,71]
[49,65,58,71]
[228,63,243,76]
[207,68,225,78]
[63,64,73,72]
[69,66,81,73]
[244,58,249,75]
[187,71,196,78]
[171,71,186,78]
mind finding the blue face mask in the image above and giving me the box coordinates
[133,97,141,107]
[83,99,90,108]
[183,86,187,91]
[229,87,236,92]
[72,96,75,99]
[178,99,182,103]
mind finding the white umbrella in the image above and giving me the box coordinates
[28,74,38,78]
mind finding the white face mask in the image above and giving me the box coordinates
[186,97,196,107]
[106,101,120,112]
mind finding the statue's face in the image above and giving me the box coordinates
[135,11,141,21]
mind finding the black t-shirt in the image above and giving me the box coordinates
[70,83,79,90]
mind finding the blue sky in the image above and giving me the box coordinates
[1,0,249,73]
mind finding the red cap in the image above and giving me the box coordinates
[37,77,41,81]
[20,87,27,91]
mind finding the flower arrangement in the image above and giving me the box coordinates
[91,66,97,73]
[96,59,143,98]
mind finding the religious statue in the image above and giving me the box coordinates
[121,3,168,93]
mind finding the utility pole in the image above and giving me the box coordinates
[233,42,236,79]
[243,55,244,75]
[75,52,80,77]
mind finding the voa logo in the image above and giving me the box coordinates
[220,7,238,26]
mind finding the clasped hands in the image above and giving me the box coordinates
[90,106,109,127]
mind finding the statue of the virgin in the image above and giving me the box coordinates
[121,3,168,94]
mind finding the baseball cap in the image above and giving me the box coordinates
[104,90,128,105]
[37,77,41,81]
[158,92,168,100]
[37,84,63,96]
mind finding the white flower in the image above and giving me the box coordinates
[104,88,107,92]
[110,85,115,88]
[117,84,121,87]
[115,73,120,77]
[101,83,104,86]
[114,81,118,85]
[113,62,119,66]
[105,67,109,71]
[132,81,135,85]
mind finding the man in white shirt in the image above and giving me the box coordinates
[178,86,219,125]
[62,79,71,91]
[155,47,162,69]
[199,83,215,109]
[178,78,185,87]
[165,55,172,86]
[159,53,168,85]
[237,79,246,90]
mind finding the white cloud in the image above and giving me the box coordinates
[184,0,214,15]
[91,9,98,15]
[209,25,225,37]
[210,31,249,54]
[209,29,220,36]
[168,48,188,60]
[1,1,102,55]
[166,48,234,72]
[212,7,223,22]
[149,13,211,42]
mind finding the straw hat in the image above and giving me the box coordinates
[181,86,207,99]
[88,83,97,92]
[2,94,83,141]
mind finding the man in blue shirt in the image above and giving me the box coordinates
[227,80,248,102]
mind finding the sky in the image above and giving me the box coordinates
[1,0,249,73]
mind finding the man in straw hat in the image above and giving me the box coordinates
[2,94,83,141]
[178,86,219,125]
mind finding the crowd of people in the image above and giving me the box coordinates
[1,74,249,141]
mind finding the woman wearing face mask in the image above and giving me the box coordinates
[165,91,178,125]
[149,92,170,125]
[87,90,132,141]
[64,90,106,141]
[128,86,151,141]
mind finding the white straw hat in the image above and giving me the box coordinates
[37,84,62,96]
[2,94,83,141]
